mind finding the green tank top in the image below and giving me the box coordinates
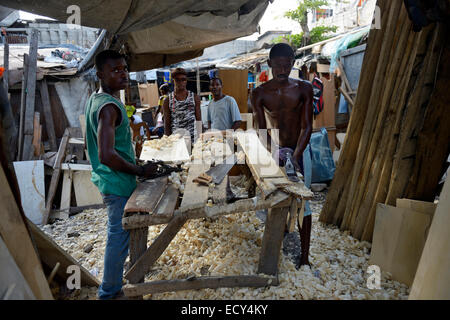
[85,92,136,197]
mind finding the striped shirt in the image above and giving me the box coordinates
[169,91,196,142]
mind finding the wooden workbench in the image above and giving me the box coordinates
[121,131,313,298]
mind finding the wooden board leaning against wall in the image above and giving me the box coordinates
[218,69,249,115]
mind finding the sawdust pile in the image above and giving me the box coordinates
[39,190,410,300]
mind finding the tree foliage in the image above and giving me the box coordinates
[283,0,340,47]
[284,0,329,25]
[310,25,338,43]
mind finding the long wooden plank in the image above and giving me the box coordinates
[123,214,173,230]
[23,29,39,136]
[123,275,278,297]
[22,29,39,160]
[0,236,36,300]
[124,177,168,213]
[32,112,41,157]
[153,184,179,216]
[235,131,284,178]
[186,192,291,220]
[180,162,211,209]
[44,130,69,224]
[27,220,100,287]
[258,206,289,276]
[59,171,73,210]
[409,178,450,299]
[39,80,58,151]
[123,191,291,229]
[124,213,188,284]
[17,54,28,161]
[235,131,290,199]
[3,36,8,92]
[0,165,53,299]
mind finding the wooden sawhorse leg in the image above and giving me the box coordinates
[128,220,148,299]
[257,206,290,276]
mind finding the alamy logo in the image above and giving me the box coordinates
[66,265,81,290]
[66,5,81,29]
[366,265,381,290]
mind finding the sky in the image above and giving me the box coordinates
[241,0,303,40]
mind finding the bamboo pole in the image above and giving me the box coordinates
[345,7,412,237]
[405,28,450,201]
[361,23,444,241]
[335,0,402,229]
[319,0,392,225]
[385,23,443,206]
[357,26,431,241]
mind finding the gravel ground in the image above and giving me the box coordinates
[39,186,410,300]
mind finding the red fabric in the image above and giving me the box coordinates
[259,71,268,82]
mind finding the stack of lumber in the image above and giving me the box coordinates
[319,0,450,241]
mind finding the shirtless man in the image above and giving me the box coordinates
[252,43,313,267]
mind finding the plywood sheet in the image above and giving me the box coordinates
[72,171,103,206]
[13,161,46,225]
[218,69,248,114]
[369,204,432,286]
[138,83,159,107]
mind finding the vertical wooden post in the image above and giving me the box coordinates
[39,80,58,151]
[3,34,8,92]
[258,206,289,275]
[128,225,148,299]
[17,54,29,161]
[43,129,69,224]
[196,58,201,95]
[22,29,39,161]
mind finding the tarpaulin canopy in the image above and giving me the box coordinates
[2,0,271,71]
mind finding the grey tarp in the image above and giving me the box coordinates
[2,0,271,70]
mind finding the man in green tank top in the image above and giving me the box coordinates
[85,50,157,300]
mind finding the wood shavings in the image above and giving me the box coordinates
[39,190,410,300]
[143,134,182,150]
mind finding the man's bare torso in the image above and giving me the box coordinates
[253,78,312,149]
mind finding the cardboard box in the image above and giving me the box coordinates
[138,83,160,107]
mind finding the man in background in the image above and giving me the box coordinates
[252,43,313,267]
[207,77,242,132]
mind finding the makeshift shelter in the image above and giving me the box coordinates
[2,0,273,71]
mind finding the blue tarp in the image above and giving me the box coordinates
[328,26,370,73]
[310,128,336,183]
